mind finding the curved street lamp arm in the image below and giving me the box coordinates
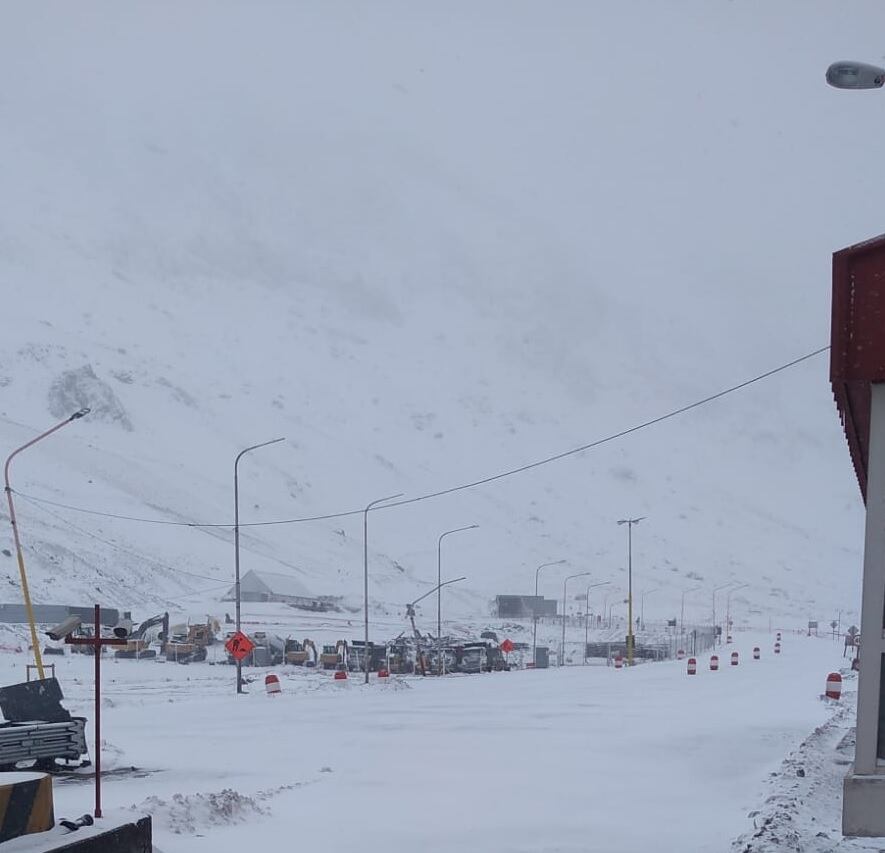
[409,576,467,608]
[3,408,91,682]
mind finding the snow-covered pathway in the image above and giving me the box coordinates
[5,635,847,852]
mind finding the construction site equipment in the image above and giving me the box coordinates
[426,646,458,674]
[0,679,88,771]
[348,640,387,673]
[319,640,348,670]
[252,632,285,666]
[226,632,284,667]
[456,642,509,673]
[0,720,88,771]
[165,619,215,664]
[284,639,308,665]
[385,638,415,674]
[111,613,167,660]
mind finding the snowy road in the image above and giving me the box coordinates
[2,635,848,852]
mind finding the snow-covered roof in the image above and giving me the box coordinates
[234,569,314,599]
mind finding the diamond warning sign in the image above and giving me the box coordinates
[225,631,255,662]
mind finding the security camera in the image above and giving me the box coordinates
[46,615,82,642]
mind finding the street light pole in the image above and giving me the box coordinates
[363,492,403,684]
[617,517,646,666]
[4,407,90,680]
[408,576,468,611]
[680,586,701,636]
[533,559,565,666]
[640,587,660,630]
[725,583,749,643]
[561,572,590,666]
[234,437,285,694]
[436,525,477,675]
[583,581,610,664]
[711,582,733,649]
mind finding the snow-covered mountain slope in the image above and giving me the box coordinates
[0,2,879,627]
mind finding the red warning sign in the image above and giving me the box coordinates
[225,631,255,662]
[500,638,514,654]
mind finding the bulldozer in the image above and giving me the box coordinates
[164,618,217,663]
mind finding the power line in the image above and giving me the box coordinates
[16,493,227,586]
[12,345,829,528]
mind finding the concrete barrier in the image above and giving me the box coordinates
[0,771,53,842]
[1,816,151,852]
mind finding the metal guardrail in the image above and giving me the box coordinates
[0,718,87,769]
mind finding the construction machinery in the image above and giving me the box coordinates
[0,679,88,771]
[164,619,216,663]
[348,640,387,673]
[250,632,285,666]
[455,641,509,673]
[404,603,429,675]
[285,638,319,667]
[385,638,415,674]
[115,613,167,660]
[320,640,348,670]
[284,638,308,665]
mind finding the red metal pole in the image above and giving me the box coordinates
[94,604,101,819]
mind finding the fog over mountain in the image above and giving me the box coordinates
[1,2,881,627]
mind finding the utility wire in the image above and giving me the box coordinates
[16,493,226,585]
[11,345,829,529]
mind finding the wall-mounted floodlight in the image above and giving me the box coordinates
[826,61,885,90]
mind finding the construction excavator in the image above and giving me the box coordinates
[285,638,319,667]
[115,613,168,660]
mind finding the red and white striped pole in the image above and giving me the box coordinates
[687,657,697,675]
[753,647,760,660]
[730,651,739,666]
[710,654,719,671]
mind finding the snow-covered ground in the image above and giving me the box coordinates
[1,2,882,849]
[0,1,876,632]
[0,633,855,852]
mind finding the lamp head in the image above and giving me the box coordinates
[826,61,885,90]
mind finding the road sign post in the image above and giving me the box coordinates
[225,631,255,692]
[500,638,514,667]
[65,605,127,819]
